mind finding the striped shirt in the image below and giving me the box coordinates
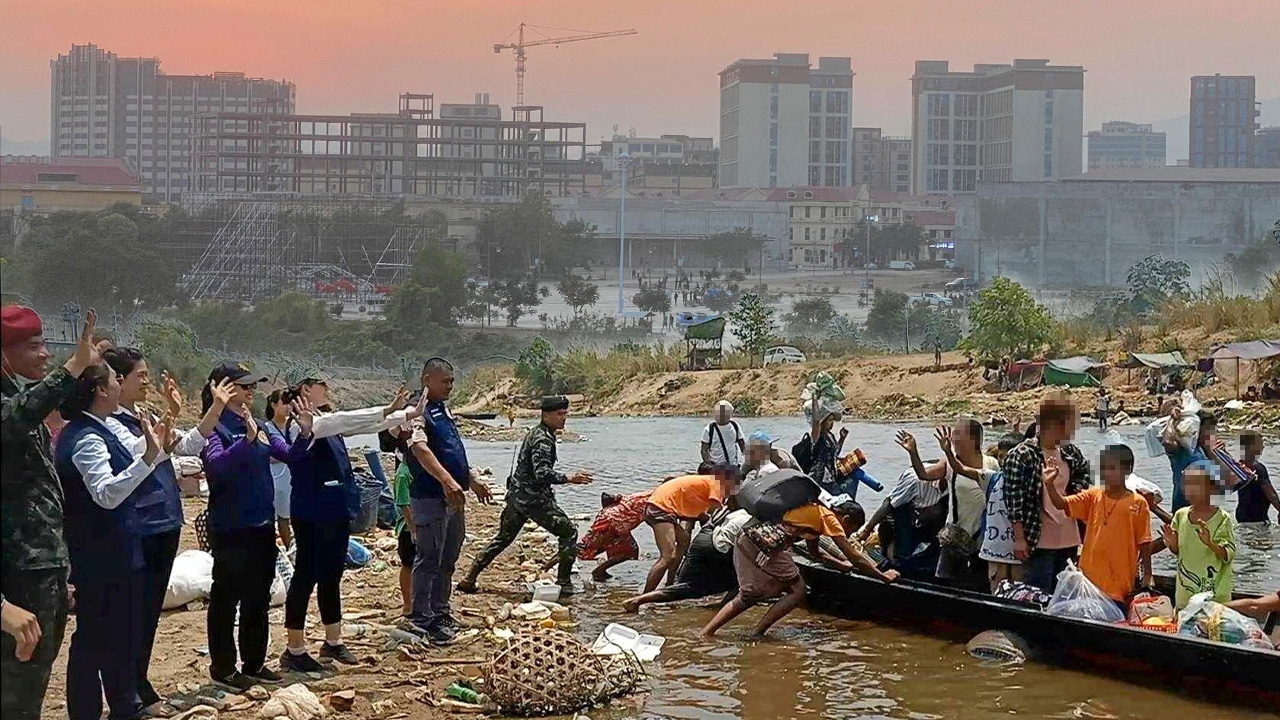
[888,468,950,509]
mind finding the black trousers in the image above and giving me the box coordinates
[285,518,350,630]
[650,528,738,603]
[137,531,180,705]
[207,525,277,678]
[0,568,69,720]
[67,569,145,720]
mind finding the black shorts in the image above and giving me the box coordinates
[397,529,416,568]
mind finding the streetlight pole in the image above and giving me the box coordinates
[617,153,631,314]
[864,212,878,306]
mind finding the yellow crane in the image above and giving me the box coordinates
[494,23,637,107]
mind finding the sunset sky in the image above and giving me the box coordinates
[1,0,1275,150]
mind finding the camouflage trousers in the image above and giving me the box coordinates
[0,568,69,720]
[469,496,578,584]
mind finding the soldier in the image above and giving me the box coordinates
[1,306,107,720]
[457,395,592,596]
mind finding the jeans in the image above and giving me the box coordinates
[409,497,466,629]
[285,519,350,630]
[1025,546,1079,593]
[137,531,181,706]
[207,526,277,678]
[67,571,146,720]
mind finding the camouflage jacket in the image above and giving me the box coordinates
[1,368,74,584]
[506,422,567,505]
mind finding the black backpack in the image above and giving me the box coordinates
[737,468,822,522]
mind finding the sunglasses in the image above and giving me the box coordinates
[238,382,258,390]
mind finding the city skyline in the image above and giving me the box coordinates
[0,0,1275,154]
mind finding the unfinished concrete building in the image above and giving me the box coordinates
[190,94,586,199]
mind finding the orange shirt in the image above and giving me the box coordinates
[648,474,726,519]
[782,504,846,537]
[1065,487,1152,601]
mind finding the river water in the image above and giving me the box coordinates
[364,417,1280,719]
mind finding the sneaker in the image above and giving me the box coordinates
[319,642,360,665]
[279,650,324,674]
[436,615,462,633]
[249,665,285,684]
[423,623,457,647]
[211,671,256,691]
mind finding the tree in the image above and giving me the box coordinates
[404,240,469,327]
[1125,254,1191,315]
[556,274,600,317]
[492,279,548,326]
[729,292,778,366]
[476,192,595,279]
[704,288,736,313]
[706,228,766,269]
[783,297,837,338]
[383,281,440,345]
[960,276,1057,361]
[865,291,909,343]
[515,337,560,394]
[631,287,671,314]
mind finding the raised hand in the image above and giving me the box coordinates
[1041,457,1060,487]
[209,378,235,411]
[291,395,315,436]
[934,426,953,454]
[140,414,163,464]
[65,308,111,377]
[1160,523,1176,548]
[161,372,184,417]
[1192,518,1213,545]
[894,430,918,456]
[386,386,409,414]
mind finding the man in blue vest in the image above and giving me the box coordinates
[399,358,493,645]
[2,306,106,720]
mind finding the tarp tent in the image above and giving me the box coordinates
[1208,340,1280,362]
[1207,339,1280,397]
[682,316,726,370]
[1123,351,1191,369]
[1044,356,1106,388]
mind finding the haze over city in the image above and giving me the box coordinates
[2,0,1277,150]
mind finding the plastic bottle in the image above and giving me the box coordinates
[446,683,484,704]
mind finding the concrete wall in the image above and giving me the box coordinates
[955,180,1280,288]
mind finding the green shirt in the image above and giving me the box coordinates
[394,463,412,536]
[1171,506,1237,609]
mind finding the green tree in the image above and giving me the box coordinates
[556,274,601,317]
[783,297,837,338]
[729,292,778,366]
[632,287,671,314]
[492,279,548,326]
[476,192,595,279]
[382,281,440,346]
[515,336,561,394]
[404,239,469,327]
[1126,254,1191,315]
[706,228,766,269]
[960,276,1057,361]
[865,291,909,343]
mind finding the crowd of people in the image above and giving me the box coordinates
[2,303,1278,720]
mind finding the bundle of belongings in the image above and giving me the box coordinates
[1126,592,1177,633]
[801,371,845,424]
[1177,592,1275,650]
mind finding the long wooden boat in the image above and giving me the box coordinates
[797,559,1280,707]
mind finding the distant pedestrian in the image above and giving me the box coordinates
[700,400,745,468]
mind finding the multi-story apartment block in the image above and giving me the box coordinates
[910,59,1083,194]
[1190,74,1260,168]
[719,53,854,188]
[50,43,294,201]
[1087,122,1167,169]
[853,127,912,193]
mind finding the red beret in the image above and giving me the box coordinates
[1,305,43,348]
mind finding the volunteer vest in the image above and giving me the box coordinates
[203,410,276,532]
[114,409,184,536]
[407,401,471,500]
[289,433,359,522]
[54,417,144,581]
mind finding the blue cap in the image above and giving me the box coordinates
[748,430,774,445]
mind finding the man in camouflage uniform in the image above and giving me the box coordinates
[1,306,104,720]
[457,396,592,595]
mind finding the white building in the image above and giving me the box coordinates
[50,43,294,202]
[910,59,1083,194]
[719,53,854,189]
[1087,121,1167,169]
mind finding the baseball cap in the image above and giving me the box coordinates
[747,430,775,446]
[208,360,268,386]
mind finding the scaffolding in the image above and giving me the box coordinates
[175,193,429,304]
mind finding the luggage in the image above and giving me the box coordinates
[737,468,821,522]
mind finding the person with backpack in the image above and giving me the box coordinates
[700,400,744,468]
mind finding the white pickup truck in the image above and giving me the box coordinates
[888,260,916,270]
[909,292,953,307]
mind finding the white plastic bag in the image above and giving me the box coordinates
[1142,390,1201,458]
[590,622,665,662]
[163,550,214,610]
[269,550,294,608]
[1045,561,1125,624]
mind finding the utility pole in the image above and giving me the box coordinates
[617,154,631,313]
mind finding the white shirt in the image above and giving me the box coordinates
[743,460,779,485]
[712,509,757,553]
[701,421,743,466]
[979,467,1018,564]
[72,413,166,510]
[947,455,1001,537]
[114,405,208,457]
[310,406,414,443]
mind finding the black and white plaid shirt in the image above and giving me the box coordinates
[1001,439,1091,552]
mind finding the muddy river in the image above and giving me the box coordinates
[373,417,1280,719]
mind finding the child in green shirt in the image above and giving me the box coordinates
[1161,461,1237,609]
[394,463,415,617]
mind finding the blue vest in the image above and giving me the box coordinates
[114,410,184,536]
[407,401,471,500]
[203,410,276,532]
[288,433,359,523]
[54,417,144,582]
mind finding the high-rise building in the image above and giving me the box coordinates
[1256,126,1280,168]
[853,127,912,193]
[1087,121,1167,169]
[1190,74,1260,168]
[50,43,294,201]
[910,59,1084,194]
[719,53,853,188]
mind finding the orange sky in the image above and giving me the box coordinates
[0,0,1275,148]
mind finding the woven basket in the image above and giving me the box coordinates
[484,628,646,717]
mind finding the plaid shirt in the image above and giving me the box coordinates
[1001,439,1091,552]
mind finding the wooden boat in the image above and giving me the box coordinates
[797,559,1279,707]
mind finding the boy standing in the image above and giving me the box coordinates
[1162,462,1237,609]
[1234,431,1279,524]
[1043,445,1153,606]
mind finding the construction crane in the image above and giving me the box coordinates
[494,23,637,107]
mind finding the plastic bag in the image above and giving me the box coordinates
[802,397,845,424]
[345,537,372,568]
[801,371,846,423]
[269,551,294,607]
[1176,591,1273,649]
[1045,561,1126,623]
[163,550,214,610]
[1142,390,1201,458]
[1127,592,1175,624]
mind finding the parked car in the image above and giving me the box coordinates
[910,293,953,308]
[944,277,980,292]
[888,260,916,271]
[763,346,807,366]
